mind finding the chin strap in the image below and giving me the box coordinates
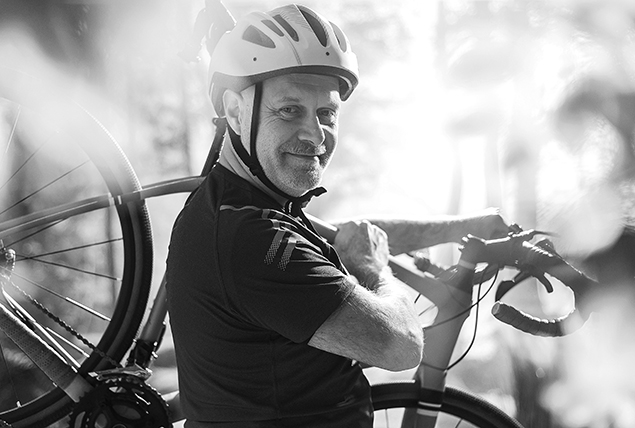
[227,118,260,175]
[285,187,326,217]
[227,82,273,186]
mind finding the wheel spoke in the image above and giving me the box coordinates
[17,256,120,282]
[8,273,112,322]
[0,161,88,217]
[18,237,122,259]
[1,105,19,159]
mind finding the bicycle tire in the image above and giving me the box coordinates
[0,67,153,427]
[372,381,523,428]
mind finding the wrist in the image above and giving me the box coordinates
[353,266,392,291]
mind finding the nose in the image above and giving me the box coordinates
[298,114,325,146]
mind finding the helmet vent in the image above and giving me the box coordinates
[273,15,299,42]
[330,21,349,52]
[262,19,284,37]
[298,7,328,47]
[242,25,276,48]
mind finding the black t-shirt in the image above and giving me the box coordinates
[166,165,372,426]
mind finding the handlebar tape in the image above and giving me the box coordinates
[491,302,577,337]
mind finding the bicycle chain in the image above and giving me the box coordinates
[5,279,121,368]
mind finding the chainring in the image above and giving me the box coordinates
[69,375,171,428]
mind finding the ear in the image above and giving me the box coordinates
[223,90,243,135]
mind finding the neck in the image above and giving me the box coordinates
[218,134,288,207]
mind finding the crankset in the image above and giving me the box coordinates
[69,375,170,428]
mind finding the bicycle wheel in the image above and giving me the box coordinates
[0,67,153,427]
[372,381,523,428]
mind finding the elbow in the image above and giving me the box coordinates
[381,328,424,371]
[401,327,424,370]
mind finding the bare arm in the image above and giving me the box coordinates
[308,221,423,371]
[366,208,510,255]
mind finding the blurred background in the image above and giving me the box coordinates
[1,0,635,427]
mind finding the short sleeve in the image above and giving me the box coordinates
[225,213,354,343]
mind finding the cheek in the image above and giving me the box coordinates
[254,134,281,169]
[325,132,338,153]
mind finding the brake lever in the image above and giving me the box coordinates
[495,270,531,301]
[493,267,554,300]
[535,272,554,293]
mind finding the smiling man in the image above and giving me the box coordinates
[166,5,423,427]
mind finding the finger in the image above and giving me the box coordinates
[369,224,387,241]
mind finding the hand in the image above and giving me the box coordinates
[465,207,510,240]
[333,220,389,288]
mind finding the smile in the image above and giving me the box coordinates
[289,152,320,158]
[285,152,323,167]
[286,147,325,156]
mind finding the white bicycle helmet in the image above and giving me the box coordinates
[207,3,359,115]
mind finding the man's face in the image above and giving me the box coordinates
[251,73,341,197]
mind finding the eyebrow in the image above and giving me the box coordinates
[273,95,341,111]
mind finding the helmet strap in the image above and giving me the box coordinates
[227,82,264,178]
[227,120,257,174]
[249,81,263,175]
[200,117,227,176]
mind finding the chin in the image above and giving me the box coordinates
[280,175,322,197]
[287,185,315,197]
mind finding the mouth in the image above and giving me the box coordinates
[286,148,326,160]
[282,142,328,166]
[289,152,320,159]
[287,152,320,162]
[287,148,326,157]
[284,152,325,169]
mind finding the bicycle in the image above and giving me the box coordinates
[1,0,609,416]
[0,63,601,428]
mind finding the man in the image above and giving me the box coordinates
[166,4,507,427]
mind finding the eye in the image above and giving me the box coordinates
[278,106,301,118]
[318,108,338,126]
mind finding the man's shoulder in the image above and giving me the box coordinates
[218,204,303,239]
[218,204,331,264]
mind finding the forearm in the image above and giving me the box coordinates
[366,269,423,364]
[311,271,423,371]
[358,268,423,356]
[367,208,508,255]
[368,216,474,255]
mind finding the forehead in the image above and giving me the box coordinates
[262,74,341,105]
